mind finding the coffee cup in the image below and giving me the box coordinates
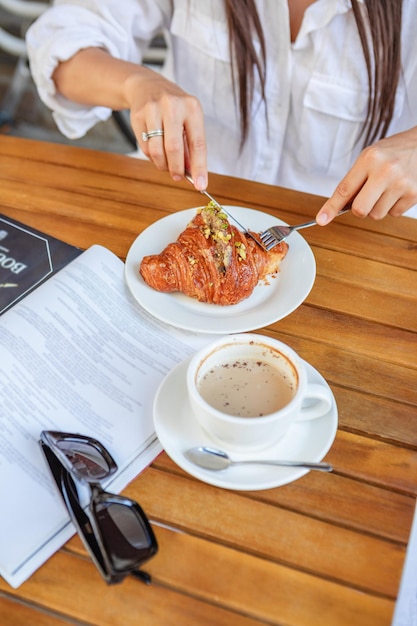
[186,333,333,452]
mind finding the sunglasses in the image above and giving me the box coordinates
[39,430,158,585]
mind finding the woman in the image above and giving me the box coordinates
[26,0,417,221]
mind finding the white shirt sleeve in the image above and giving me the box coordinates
[26,0,168,138]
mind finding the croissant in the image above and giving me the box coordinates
[139,203,289,305]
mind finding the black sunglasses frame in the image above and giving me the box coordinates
[39,430,158,585]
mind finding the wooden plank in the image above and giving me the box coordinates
[3,529,394,626]
[0,164,183,218]
[313,247,417,299]
[145,526,395,626]
[306,276,417,331]
[328,431,417,495]
[0,175,192,232]
[332,385,417,444]
[0,549,307,626]
[0,137,171,184]
[304,222,417,270]
[0,596,73,626]
[2,137,417,227]
[275,306,416,369]
[124,469,405,598]
[266,332,417,407]
[153,454,415,543]
[1,136,416,239]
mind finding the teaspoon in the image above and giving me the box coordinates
[184,446,333,472]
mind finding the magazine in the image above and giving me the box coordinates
[0,214,82,315]
[0,237,213,588]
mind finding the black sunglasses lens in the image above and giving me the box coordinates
[56,440,112,480]
[94,502,156,570]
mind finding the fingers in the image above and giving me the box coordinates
[132,86,207,189]
[316,176,365,226]
[316,132,417,224]
[141,126,170,171]
[134,96,170,171]
[183,124,207,191]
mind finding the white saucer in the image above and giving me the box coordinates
[153,357,338,491]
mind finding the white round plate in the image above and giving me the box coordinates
[153,357,338,491]
[125,207,316,333]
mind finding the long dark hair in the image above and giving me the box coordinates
[225,0,403,147]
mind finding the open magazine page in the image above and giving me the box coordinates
[0,245,214,588]
[0,214,82,314]
[392,500,417,626]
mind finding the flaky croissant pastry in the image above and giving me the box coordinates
[139,203,289,305]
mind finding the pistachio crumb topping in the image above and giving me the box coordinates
[235,241,247,260]
[197,201,239,271]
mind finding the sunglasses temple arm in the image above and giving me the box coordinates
[60,475,111,574]
[130,569,152,585]
[40,443,111,577]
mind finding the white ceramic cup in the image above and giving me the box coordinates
[186,333,333,452]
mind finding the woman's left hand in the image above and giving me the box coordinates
[316,126,417,224]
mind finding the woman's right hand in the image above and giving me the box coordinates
[53,48,208,190]
[124,67,208,190]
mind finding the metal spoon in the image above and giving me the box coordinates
[184,446,333,472]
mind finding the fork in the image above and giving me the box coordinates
[184,170,267,250]
[260,207,351,250]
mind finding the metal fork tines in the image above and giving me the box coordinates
[260,207,351,250]
[184,170,267,251]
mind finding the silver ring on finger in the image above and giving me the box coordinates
[142,129,164,141]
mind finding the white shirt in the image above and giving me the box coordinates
[26,0,417,215]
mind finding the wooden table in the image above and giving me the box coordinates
[0,135,416,626]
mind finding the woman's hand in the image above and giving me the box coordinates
[53,48,208,190]
[124,68,208,190]
[316,126,417,224]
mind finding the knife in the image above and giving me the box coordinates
[184,170,267,251]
